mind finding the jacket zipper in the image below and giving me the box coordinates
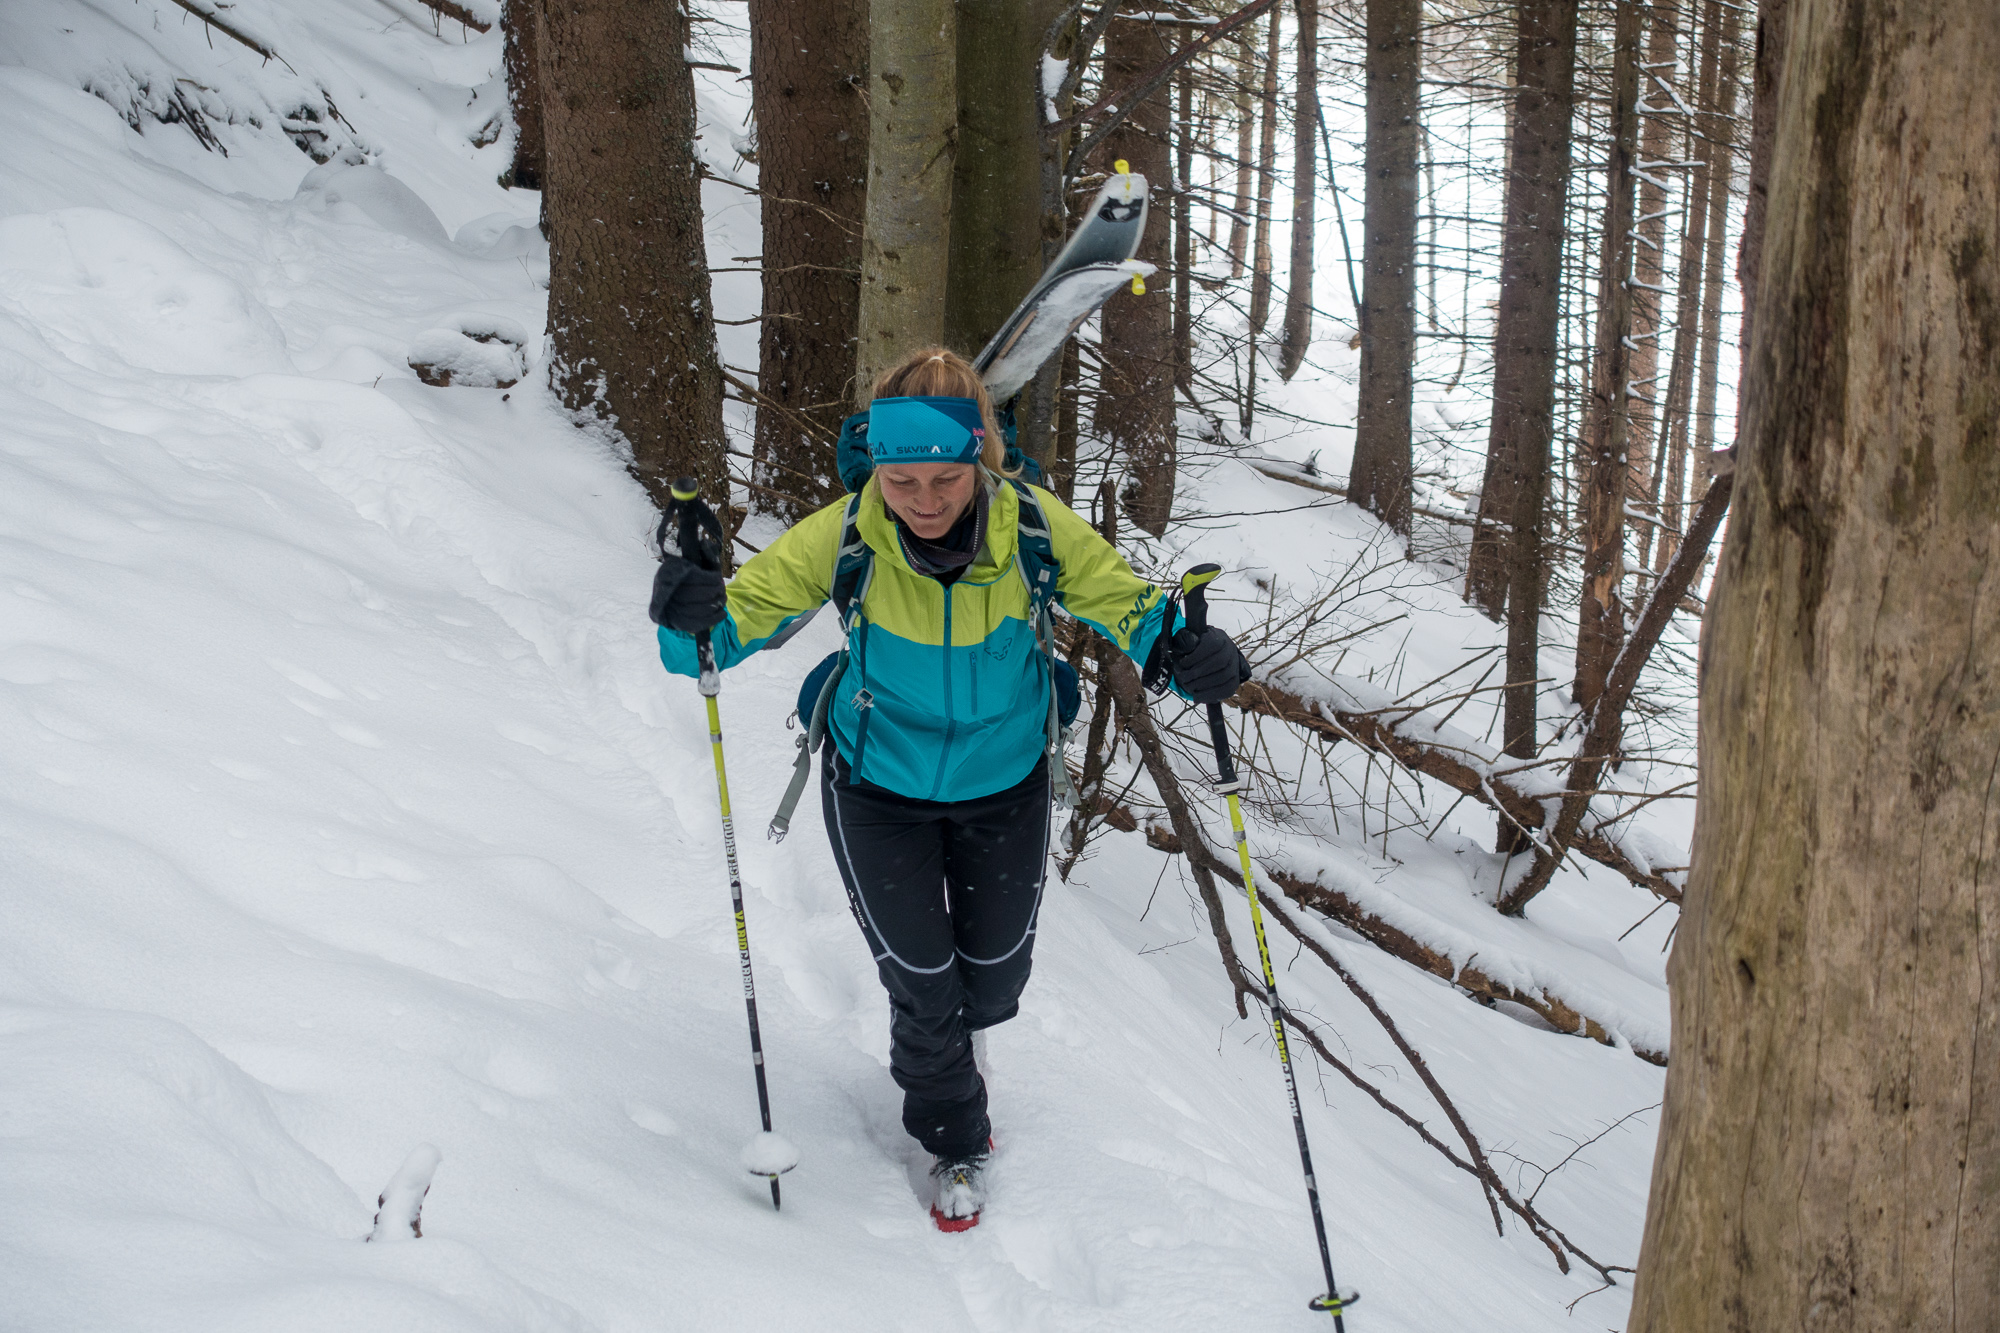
[927,584,955,800]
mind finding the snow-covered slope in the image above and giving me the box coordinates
[1,6,1670,1329]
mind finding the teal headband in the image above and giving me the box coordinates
[867,396,986,466]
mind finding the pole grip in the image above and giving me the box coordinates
[1177,565,1234,784]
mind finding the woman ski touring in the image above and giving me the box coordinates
[649,348,1252,1231]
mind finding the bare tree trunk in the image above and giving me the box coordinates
[948,0,1066,374]
[1466,0,1579,643]
[1626,0,1682,570]
[1574,0,1642,713]
[1688,3,1742,475]
[501,0,543,192]
[1277,0,1319,380]
[1649,0,1726,574]
[748,0,868,521]
[539,0,726,512]
[1227,29,1256,280]
[1096,13,1177,536]
[1246,12,1280,337]
[1628,0,2000,1323]
[855,0,956,399]
[1174,65,1194,395]
[1346,0,1422,537]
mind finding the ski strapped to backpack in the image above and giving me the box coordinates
[768,477,1079,841]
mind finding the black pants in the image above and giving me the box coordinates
[821,751,1051,1160]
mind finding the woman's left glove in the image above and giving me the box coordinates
[1170,625,1253,704]
[650,556,729,632]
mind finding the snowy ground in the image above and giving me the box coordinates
[1,5,1674,1329]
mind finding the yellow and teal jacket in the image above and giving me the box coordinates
[657,477,1169,803]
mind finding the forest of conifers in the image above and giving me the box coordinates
[482,0,1998,1322]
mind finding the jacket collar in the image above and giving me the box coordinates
[859,470,1019,584]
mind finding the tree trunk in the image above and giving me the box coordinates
[1573,0,1641,713]
[1465,0,1578,624]
[1174,65,1194,395]
[1689,3,1742,474]
[948,0,1066,398]
[1227,30,1255,280]
[539,0,726,513]
[1096,13,1177,537]
[1276,0,1319,380]
[1628,0,2000,1325]
[1246,12,1280,337]
[855,0,956,400]
[501,0,543,192]
[748,0,868,522]
[1625,0,1682,567]
[1649,0,1726,574]
[1346,0,1422,537]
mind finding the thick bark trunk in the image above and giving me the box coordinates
[947,0,1066,395]
[748,0,868,522]
[501,0,543,192]
[539,0,726,512]
[1466,2,1579,620]
[1346,0,1422,537]
[1276,0,1318,380]
[1096,14,1177,537]
[855,0,956,399]
[1628,0,2000,1324]
[1574,0,1642,713]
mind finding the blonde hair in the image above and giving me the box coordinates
[869,347,1017,477]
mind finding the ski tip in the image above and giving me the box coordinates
[930,1205,980,1233]
[1113,158,1130,176]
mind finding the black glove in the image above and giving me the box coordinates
[1169,625,1252,704]
[649,556,728,632]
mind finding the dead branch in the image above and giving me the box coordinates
[413,0,491,33]
[1495,465,1733,916]
[1102,653,1253,1016]
[166,0,297,73]
[1230,679,1685,904]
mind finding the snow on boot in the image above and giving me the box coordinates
[928,1150,989,1233]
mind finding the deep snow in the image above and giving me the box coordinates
[0,4,1678,1329]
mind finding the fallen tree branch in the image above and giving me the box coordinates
[166,0,296,73]
[1496,463,1734,916]
[1229,679,1685,903]
[1148,814,1667,1065]
[412,0,492,34]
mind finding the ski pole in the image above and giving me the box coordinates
[665,478,796,1210]
[1177,564,1357,1325]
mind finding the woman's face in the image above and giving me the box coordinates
[877,463,977,541]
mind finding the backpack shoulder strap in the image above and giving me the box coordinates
[1006,479,1078,810]
[1007,478,1059,618]
[828,492,875,628]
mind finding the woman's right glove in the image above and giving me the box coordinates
[1169,625,1253,704]
[649,556,729,632]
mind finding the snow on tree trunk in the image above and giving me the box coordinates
[538,0,726,514]
[854,0,956,401]
[366,1144,441,1242]
[748,0,868,522]
[1628,0,2000,1323]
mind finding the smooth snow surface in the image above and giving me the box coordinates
[1,5,1675,1330]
